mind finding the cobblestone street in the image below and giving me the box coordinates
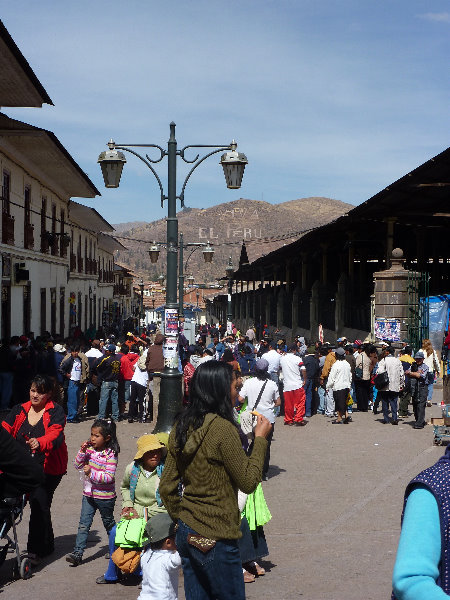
[0,388,444,599]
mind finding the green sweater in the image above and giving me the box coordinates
[121,462,167,518]
[159,414,267,540]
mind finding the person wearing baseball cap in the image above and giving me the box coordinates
[140,513,180,599]
[405,351,430,429]
[238,357,280,479]
[326,347,352,423]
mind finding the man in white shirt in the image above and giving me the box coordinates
[246,326,256,342]
[264,342,281,384]
[280,343,307,426]
[376,346,405,425]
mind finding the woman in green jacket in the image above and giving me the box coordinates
[160,360,271,600]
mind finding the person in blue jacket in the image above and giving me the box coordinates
[392,445,450,599]
[207,336,225,360]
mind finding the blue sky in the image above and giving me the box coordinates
[2,1,449,224]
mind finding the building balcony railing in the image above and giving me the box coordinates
[2,211,15,245]
[24,222,34,250]
[50,235,59,256]
[85,258,98,275]
[114,284,130,296]
[99,269,114,283]
[41,231,49,253]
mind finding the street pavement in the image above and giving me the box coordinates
[0,387,445,600]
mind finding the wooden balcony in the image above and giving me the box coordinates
[99,269,114,283]
[41,232,49,253]
[85,258,98,275]
[24,222,34,250]
[2,212,15,245]
[50,235,59,256]
[114,284,130,296]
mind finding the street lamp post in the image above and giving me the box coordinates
[178,233,215,318]
[225,256,234,334]
[139,278,145,334]
[98,122,247,433]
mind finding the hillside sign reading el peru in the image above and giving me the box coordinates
[198,226,262,240]
[197,205,262,240]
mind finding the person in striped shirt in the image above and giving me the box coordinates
[65,419,120,566]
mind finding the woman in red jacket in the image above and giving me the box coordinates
[2,374,68,565]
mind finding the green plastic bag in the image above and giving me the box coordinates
[114,517,147,548]
[242,483,272,529]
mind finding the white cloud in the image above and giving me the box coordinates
[418,12,450,23]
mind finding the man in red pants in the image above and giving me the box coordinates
[280,343,308,426]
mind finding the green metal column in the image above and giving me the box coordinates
[178,232,184,317]
[153,122,183,433]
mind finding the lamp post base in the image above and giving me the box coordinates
[153,368,183,433]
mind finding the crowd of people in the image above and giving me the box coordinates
[0,327,166,425]
[186,324,441,432]
[0,321,444,598]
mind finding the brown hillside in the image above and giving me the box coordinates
[113,197,352,285]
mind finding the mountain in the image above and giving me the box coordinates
[112,197,353,285]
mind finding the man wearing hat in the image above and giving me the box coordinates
[238,357,280,478]
[94,345,121,422]
[406,351,430,429]
[375,346,405,425]
[320,344,337,417]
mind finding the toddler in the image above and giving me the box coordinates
[138,512,181,600]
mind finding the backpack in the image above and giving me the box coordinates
[136,353,147,372]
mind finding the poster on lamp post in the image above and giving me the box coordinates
[165,308,178,335]
[163,336,179,369]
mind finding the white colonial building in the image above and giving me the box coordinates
[0,20,133,339]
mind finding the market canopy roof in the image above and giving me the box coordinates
[233,145,450,280]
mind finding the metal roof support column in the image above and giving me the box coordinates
[301,253,308,291]
[385,217,397,268]
[320,243,328,285]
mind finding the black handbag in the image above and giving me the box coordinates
[374,370,389,390]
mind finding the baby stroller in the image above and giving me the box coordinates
[0,495,32,580]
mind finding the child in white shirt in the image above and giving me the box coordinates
[138,512,181,600]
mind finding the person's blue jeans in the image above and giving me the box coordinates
[98,381,119,421]
[67,380,81,421]
[104,524,119,581]
[379,391,398,423]
[0,372,13,410]
[269,373,280,417]
[73,495,116,556]
[103,522,142,581]
[317,385,325,414]
[123,380,131,405]
[304,379,313,417]
[427,382,434,402]
[176,520,245,600]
